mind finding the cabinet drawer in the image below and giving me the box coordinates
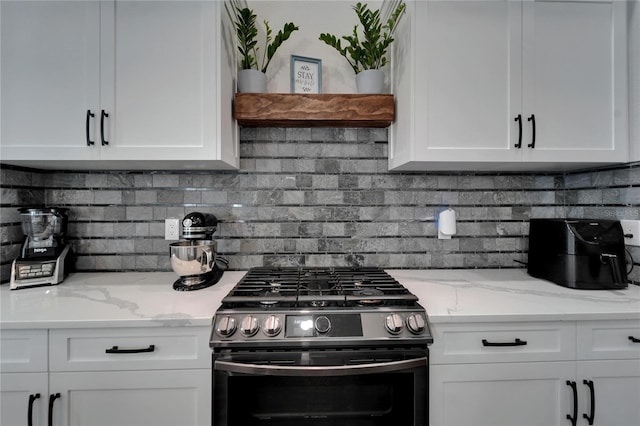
[430,322,576,365]
[49,327,211,371]
[0,329,47,372]
[577,320,640,360]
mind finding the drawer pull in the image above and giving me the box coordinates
[105,344,156,354]
[482,338,527,347]
[28,393,40,426]
[629,336,640,343]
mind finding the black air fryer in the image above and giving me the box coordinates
[527,219,628,290]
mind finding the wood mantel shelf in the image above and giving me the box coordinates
[234,93,395,128]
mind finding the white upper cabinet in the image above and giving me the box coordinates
[0,1,101,162]
[0,1,238,170]
[389,0,629,172]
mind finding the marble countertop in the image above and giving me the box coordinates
[1,269,639,330]
[392,269,640,323]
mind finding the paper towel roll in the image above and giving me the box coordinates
[438,208,456,239]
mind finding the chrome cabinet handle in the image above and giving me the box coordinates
[100,110,109,146]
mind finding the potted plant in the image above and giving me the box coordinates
[319,2,406,94]
[231,4,299,93]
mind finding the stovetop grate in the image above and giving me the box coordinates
[221,267,418,309]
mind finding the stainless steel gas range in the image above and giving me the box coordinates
[210,266,433,426]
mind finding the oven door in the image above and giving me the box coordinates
[213,348,428,426]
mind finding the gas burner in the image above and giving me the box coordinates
[352,288,385,305]
[353,288,384,297]
[309,300,329,307]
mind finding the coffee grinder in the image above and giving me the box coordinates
[10,207,74,290]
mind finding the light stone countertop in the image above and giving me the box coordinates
[1,269,639,330]
[391,269,640,323]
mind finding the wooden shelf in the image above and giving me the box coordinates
[234,93,395,128]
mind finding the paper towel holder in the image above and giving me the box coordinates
[438,208,457,240]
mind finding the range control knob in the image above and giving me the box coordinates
[315,316,331,334]
[262,315,282,337]
[240,315,260,337]
[216,315,237,337]
[406,313,426,334]
[385,313,404,335]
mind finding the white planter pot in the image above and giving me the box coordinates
[356,69,385,94]
[237,69,267,93]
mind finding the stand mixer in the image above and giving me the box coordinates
[10,207,74,290]
[169,212,227,291]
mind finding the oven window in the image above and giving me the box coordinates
[221,372,416,426]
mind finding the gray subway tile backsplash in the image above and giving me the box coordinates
[1,128,639,285]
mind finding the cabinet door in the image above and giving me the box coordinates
[521,0,628,163]
[0,1,100,161]
[430,362,574,426]
[99,1,221,164]
[577,360,640,426]
[390,0,522,170]
[0,373,48,426]
[49,369,211,426]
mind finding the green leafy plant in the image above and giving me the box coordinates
[232,5,299,73]
[319,2,406,74]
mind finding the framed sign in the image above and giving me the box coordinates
[291,55,322,94]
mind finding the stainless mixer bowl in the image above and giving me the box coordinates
[169,240,216,283]
[20,208,67,241]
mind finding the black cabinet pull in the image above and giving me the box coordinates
[85,110,95,146]
[106,344,155,354]
[566,381,577,426]
[100,110,109,146]
[514,114,522,148]
[582,380,595,425]
[629,336,640,343]
[48,393,60,426]
[28,393,40,426]
[482,338,527,347]
[527,114,536,148]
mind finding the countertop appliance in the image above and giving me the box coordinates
[210,266,433,426]
[528,218,628,290]
[169,212,227,291]
[10,207,73,290]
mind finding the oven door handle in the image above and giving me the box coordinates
[215,357,427,376]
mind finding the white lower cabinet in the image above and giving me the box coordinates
[0,373,48,426]
[575,321,640,426]
[431,362,572,426]
[577,360,640,426]
[0,327,211,426]
[430,320,640,426]
[49,370,209,426]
